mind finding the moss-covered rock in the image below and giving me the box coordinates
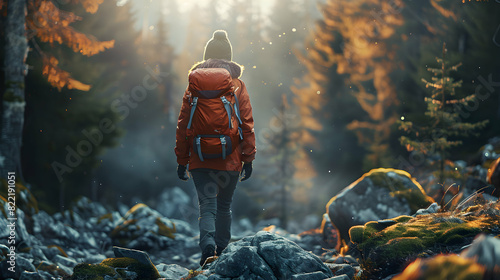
[392,255,485,280]
[111,203,176,249]
[70,263,118,280]
[70,257,161,280]
[0,180,39,217]
[327,168,434,241]
[349,202,500,279]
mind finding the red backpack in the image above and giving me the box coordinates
[186,68,243,161]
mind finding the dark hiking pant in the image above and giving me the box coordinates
[191,169,239,252]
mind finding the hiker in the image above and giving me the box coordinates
[174,30,256,266]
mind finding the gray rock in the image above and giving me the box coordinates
[461,234,500,271]
[124,270,138,279]
[325,275,351,280]
[14,209,31,246]
[71,196,109,219]
[291,271,332,280]
[0,244,10,256]
[156,187,193,220]
[327,168,433,241]
[55,263,73,275]
[156,263,190,279]
[111,204,176,249]
[19,271,43,280]
[415,202,440,216]
[334,264,356,278]
[214,246,276,279]
[17,256,36,273]
[29,247,47,262]
[0,260,17,279]
[54,255,77,268]
[211,231,333,279]
[170,218,197,236]
[113,246,154,266]
[327,263,355,278]
[41,246,64,261]
[84,253,106,264]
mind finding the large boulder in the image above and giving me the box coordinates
[209,231,334,280]
[327,168,434,241]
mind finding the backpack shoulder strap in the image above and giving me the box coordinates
[187,95,198,130]
[232,87,243,139]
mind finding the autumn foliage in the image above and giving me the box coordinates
[2,0,114,91]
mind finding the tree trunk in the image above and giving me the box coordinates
[1,0,28,180]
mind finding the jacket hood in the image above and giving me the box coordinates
[190,59,244,79]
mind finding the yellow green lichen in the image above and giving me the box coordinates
[155,217,176,239]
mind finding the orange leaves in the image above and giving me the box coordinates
[430,0,457,21]
[28,1,115,57]
[42,56,91,91]
[71,0,104,14]
[0,0,5,12]
[25,0,113,91]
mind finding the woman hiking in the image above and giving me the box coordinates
[174,30,256,266]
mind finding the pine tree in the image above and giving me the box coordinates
[399,43,488,201]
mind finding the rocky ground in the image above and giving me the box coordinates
[1,142,500,279]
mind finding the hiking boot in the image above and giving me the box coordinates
[216,246,225,256]
[200,245,215,266]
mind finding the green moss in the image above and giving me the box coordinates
[100,257,160,279]
[71,263,117,280]
[70,258,160,280]
[100,257,138,268]
[366,169,434,212]
[351,202,500,279]
[371,237,425,262]
[393,215,413,223]
[393,255,485,280]
[349,226,365,244]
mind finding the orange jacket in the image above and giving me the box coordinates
[175,59,256,172]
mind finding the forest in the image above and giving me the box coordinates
[0,0,500,279]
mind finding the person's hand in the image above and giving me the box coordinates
[240,162,253,181]
[177,164,189,181]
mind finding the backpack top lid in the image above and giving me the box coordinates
[189,68,233,99]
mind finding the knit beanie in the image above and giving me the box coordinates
[203,30,233,61]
